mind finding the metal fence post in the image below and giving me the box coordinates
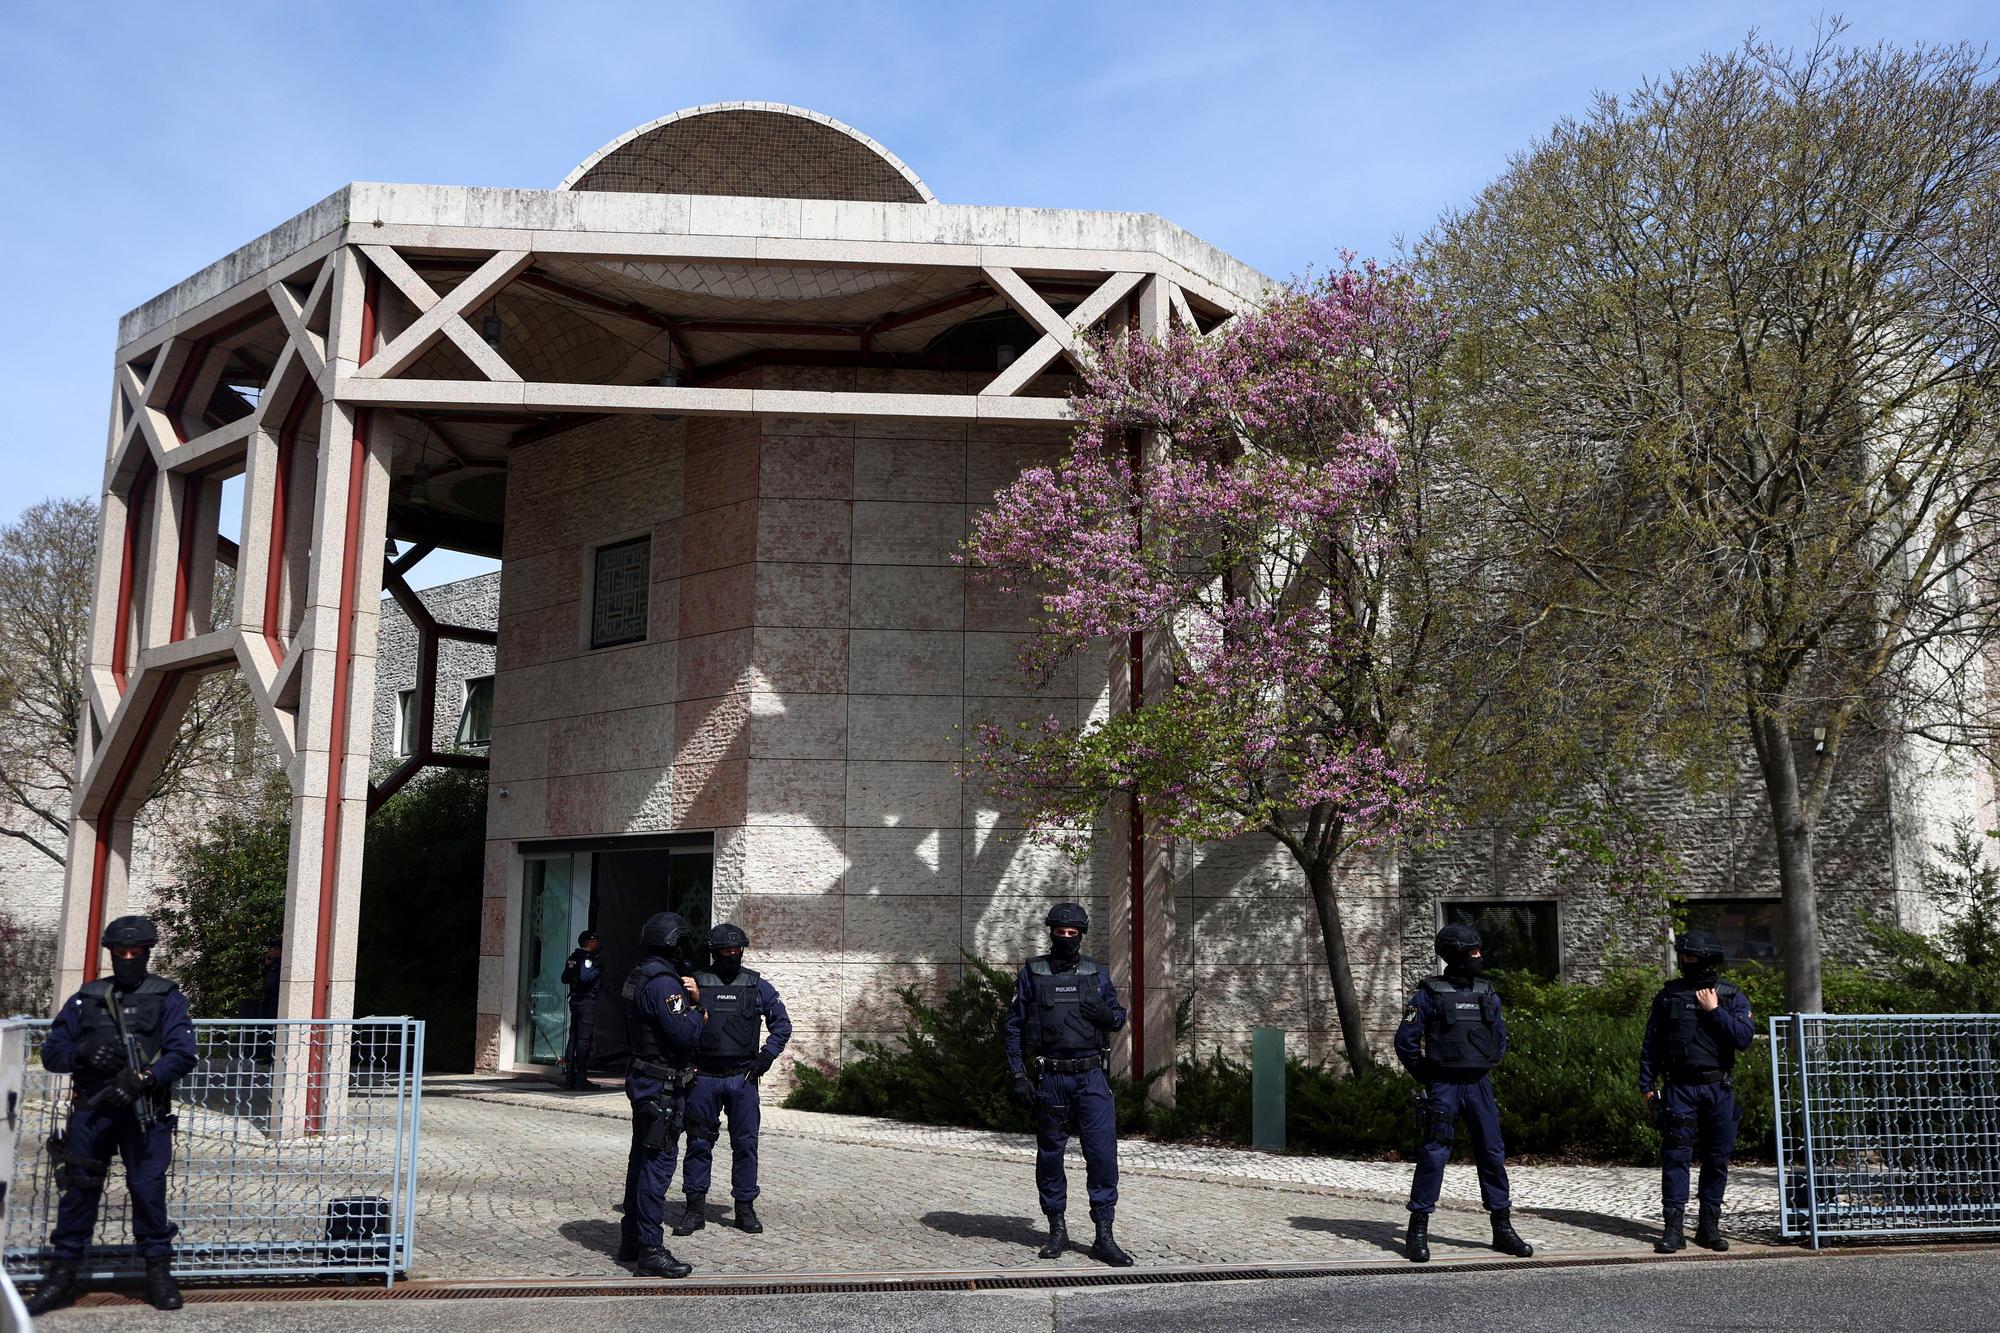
[1251,1027,1285,1152]
[1767,1014,1790,1238]
[1793,1013,1821,1251]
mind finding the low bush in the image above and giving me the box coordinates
[785,953,1808,1162]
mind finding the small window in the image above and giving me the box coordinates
[456,675,494,747]
[1442,900,1560,980]
[394,688,418,757]
[591,536,651,648]
[1682,898,1784,966]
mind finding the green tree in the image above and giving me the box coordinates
[355,769,486,1071]
[1425,29,2000,1011]
[1867,823,2000,1012]
[153,774,291,1016]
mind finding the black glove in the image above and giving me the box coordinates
[749,1051,775,1080]
[1079,999,1116,1029]
[1012,1075,1037,1108]
[95,1068,148,1111]
[79,1035,125,1074]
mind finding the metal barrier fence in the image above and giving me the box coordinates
[1770,1013,2000,1247]
[0,1017,423,1286]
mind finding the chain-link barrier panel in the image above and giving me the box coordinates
[1770,1014,2000,1246]
[0,1018,423,1284]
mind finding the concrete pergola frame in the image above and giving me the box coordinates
[63,178,1272,1094]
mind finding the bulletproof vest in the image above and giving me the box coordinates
[692,968,763,1068]
[1418,976,1501,1074]
[1660,981,1741,1077]
[621,957,681,1064]
[75,977,174,1090]
[567,950,602,997]
[1025,956,1104,1054]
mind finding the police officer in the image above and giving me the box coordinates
[1394,924,1534,1263]
[1003,902,1133,1267]
[25,915,197,1315]
[673,923,792,1237]
[615,911,705,1279]
[560,929,603,1090]
[1641,928,1754,1254]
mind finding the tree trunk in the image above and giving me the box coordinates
[1749,708,1825,1013]
[1306,857,1375,1068]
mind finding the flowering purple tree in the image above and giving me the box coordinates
[965,265,1448,1069]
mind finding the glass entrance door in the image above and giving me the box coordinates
[516,856,584,1066]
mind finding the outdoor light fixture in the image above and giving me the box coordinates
[481,312,503,349]
[1813,725,1827,754]
[996,343,1017,370]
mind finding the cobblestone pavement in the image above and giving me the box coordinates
[408,1076,1781,1278]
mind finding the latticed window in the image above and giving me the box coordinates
[591,536,650,648]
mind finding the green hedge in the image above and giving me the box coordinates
[787,957,1786,1162]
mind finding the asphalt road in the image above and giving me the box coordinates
[24,1251,1999,1331]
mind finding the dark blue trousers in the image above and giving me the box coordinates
[1034,1065,1118,1218]
[1408,1076,1512,1214]
[1659,1081,1738,1210]
[683,1072,762,1201]
[50,1107,177,1260]
[619,1090,682,1249]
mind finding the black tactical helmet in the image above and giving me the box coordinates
[577,930,598,947]
[639,911,692,951]
[1434,923,1482,960]
[708,922,749,951]
[101,915,159,950]
[1675,929,1726,966]
[1045,902,1089,933]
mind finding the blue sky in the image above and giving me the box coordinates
[4,1,1994,585]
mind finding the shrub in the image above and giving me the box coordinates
[154,774,292,1017]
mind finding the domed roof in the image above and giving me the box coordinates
[561,102,936,204]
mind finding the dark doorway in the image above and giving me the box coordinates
[586,843,713,1063]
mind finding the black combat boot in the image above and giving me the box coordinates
[671,1194,707,1237]
[1656,1206,1686,1254]
[1405,1212,1430,1263]
[1489,1209,1533,1258]
[24,1261,81,1316]
[144,1257,184,1311]
[1089,1212,1134,1267]
[633,1246,693,1279]
[735,1201,763,1234]
[1694,1204,1728,1252]
[1038,1212,1069,1259]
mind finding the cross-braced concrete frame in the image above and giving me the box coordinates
[64,174,1270,1098]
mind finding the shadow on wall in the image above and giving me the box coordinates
[0,913,57,1016]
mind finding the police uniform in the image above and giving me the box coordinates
[675,923,792,1236]
[1002,902,1133,1267]
[27,915,197,1315]
[615,912,705,1279]
[560,934,603,1089]
[1641,929,1755,1253]
[1394,924,1533,1262]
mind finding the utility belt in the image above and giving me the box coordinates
[696,1061,756,1078]
[1666,1069,1731,1087]
[629,1059,698,1088]
[1036,1053,1104,1075]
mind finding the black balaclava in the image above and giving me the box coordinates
[1676,929,1725,985]
[1050,931,1082,966]
[1435,923,1483,982]
[111,948,150,991]
[708,923,749,982]
[1045,902,1088,967]
[713,949,744,983]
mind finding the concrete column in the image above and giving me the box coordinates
[1106,279,1178,1101]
